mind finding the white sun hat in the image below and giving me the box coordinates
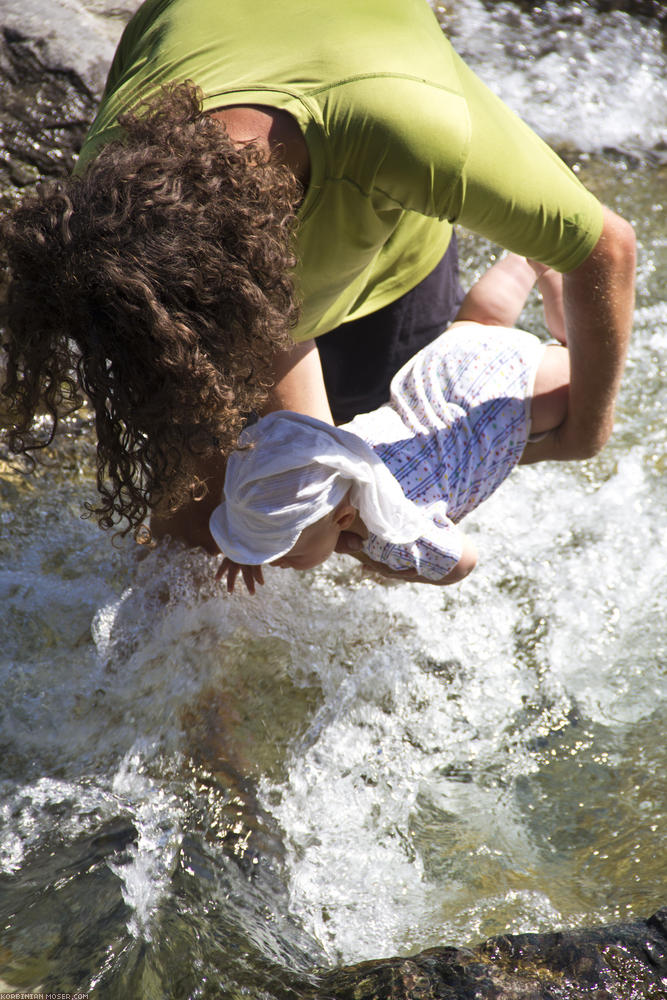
[209,411,427,565]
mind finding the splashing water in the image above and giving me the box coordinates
[438,0,666,156]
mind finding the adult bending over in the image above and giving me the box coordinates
[0,0,635,566]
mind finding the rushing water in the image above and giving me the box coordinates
[1,2,665,996]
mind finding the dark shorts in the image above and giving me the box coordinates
[316,232,465,424]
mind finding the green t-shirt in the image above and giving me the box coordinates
[78,0,603,342]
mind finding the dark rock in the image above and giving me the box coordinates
[0,0,136,206]
[310,908,667,998]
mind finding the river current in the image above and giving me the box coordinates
[0,1,665,996]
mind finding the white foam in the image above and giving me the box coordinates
[0,776,112,874]
[107,745,184,941]
[256,371,666,960]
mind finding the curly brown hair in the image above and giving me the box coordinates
[0,82,300,533]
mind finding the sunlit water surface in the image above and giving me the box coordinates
[1,1,665,996]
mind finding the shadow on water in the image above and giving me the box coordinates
[1,0,666,997]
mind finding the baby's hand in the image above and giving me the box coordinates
[215,557,265,595]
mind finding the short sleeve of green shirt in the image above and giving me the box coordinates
[77,0,603,341]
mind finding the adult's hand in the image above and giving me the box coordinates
[335,532,477,586]
[260,337,333,422]
[553,205,636,460]
[340,536,424,582]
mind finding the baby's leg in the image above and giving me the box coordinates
[520,344,569,463]
[454,253,567,344]
[453,253,538,328]
[534,266,566,345]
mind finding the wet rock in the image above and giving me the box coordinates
[312,908,667,999]
[0,0,137,206]
[0,818,138,993]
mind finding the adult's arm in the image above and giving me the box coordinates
[345,532,478,587]
[259,338,333,422]
[520,206,636,463]
[413,49,636,459]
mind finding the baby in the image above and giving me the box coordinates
[211,254,571,592]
